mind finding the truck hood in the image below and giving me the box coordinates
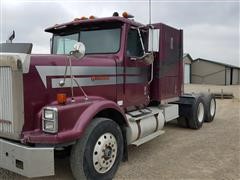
[21,54,119,132]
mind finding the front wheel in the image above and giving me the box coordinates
[70,118,123,180]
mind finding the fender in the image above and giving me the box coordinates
[22,98,127,144]
[73,99,127,137]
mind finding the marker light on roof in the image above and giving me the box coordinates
[89,15,97,19]
[113,12,119,16]
[122,12,134,18]
[74,18,81,21]
[80,16,88,20]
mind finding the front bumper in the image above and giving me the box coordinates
[0,138,54,178]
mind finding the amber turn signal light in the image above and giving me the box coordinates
[57,93,67,105]
[89,15,97,19]
[73,18,80,21]
[122,12,134,18]
[122,12,128,18]
[80,16,88,20]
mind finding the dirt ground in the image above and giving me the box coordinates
[0,99,239,180]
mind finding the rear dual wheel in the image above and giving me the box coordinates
[187,96,206,129]
[201,93,216,122]
[178,94,216,129]
[70,118,123,180]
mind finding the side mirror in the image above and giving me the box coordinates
[70,42,85,59]
[148,29,160,52]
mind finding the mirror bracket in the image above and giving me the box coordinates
[59,42,88,102]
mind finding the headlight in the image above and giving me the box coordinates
[44,109,55,120]
[42,107,58,133]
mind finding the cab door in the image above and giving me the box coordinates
[124,27,150,107]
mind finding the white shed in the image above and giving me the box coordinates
[183,54,193,84]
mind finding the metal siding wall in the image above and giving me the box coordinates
[225,68,231,85]
[239,69,240,84]
[232,68,239,85]
[191,61,226,85]
[184,64,190,84]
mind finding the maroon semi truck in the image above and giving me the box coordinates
[0,13,216,179]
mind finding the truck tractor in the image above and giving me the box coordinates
[0,12,216,180]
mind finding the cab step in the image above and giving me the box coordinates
[127,108,159,122]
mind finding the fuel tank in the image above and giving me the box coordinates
[126,107,165,144]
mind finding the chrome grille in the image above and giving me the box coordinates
[0,54,25,140]
[0,67,14,133]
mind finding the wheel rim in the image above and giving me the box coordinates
[210,99,215,117]
[197,102,204,123]
[93,132,117,174]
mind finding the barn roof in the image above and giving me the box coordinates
[193,58,240,69]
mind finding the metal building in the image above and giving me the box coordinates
[191,58,240,85]
[183,53,193,84]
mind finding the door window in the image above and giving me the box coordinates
[126,29,144,57]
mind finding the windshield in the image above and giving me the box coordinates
[52,28,121,54]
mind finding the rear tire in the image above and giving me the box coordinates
[70,118,123,180]
[201,93,216,122]
[187,96,206,129]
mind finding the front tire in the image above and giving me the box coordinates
[70,118,123,180]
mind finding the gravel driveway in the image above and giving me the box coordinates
[1,99,239,180]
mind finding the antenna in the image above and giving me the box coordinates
[148,0,153,51]
[149,0,153,52]
[148,0,154,85]
[149,0,151,25]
